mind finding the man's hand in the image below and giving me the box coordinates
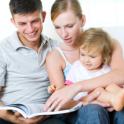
[0,110,21,124]
[0,110,48,124]
[18,115,48,124]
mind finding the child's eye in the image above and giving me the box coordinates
[90,55,96,58]
[80,53,85,56]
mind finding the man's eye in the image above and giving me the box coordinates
[32,19,40,24]
[18,23,26,26]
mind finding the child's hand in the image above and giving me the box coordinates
[48,85,56,93]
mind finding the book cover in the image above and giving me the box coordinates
[0,102,82,118]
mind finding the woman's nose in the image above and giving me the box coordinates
[61,28,68,38]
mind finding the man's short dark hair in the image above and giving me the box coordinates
[9,0,42,15]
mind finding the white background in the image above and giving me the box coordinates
[0,0,124,52]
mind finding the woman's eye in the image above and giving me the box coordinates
[67,25,73,28]
[55,26,60,29]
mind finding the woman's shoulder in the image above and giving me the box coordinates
[111,38,123,55]
[46,47,65,66]
[112,38,121,48]
[110,38,124,68]
[46,48,61,59]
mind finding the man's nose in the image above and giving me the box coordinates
[27,23,34,32]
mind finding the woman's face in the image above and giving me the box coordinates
[53,10,84,47]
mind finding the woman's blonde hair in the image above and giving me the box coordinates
[79,28,113,65]
[51,0,83,21]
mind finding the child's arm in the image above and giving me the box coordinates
[48,80,74,94]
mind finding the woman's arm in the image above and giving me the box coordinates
[45,50,80,110]
[45,40,124,111]
[78,40,124,92]
[46,50,65,90]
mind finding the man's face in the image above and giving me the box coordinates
[11,11,45,44]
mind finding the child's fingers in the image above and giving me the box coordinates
[48,85,56,93]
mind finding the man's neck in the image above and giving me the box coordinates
[18,32,41,52]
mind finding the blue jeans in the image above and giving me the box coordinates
[76,104,110,124]
[34,104,110,124]
[66,104,110,124]
[110,109,124,124]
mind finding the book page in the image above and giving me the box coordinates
[0,103,44,118]
[0,104,29,118]
[28,102,82,118]
[0,102,82,118]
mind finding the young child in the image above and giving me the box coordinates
[48,28,124,111]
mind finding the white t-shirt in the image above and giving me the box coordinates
[66,60,111,100]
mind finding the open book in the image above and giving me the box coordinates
[0,102,82,118]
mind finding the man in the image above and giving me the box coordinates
[0,0,66,123]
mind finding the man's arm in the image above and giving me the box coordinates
[0,86,20,123]
[0,86,47,124]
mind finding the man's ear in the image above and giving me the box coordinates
[10,17,15,25]
[42,11,46,22]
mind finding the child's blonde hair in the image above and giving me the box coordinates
[79,28,113,65]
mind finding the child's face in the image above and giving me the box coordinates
[80,48,103,71]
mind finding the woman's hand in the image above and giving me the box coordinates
[81,89,112,109]
[44,84,79,111]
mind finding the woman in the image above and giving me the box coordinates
[45,0,124,124]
